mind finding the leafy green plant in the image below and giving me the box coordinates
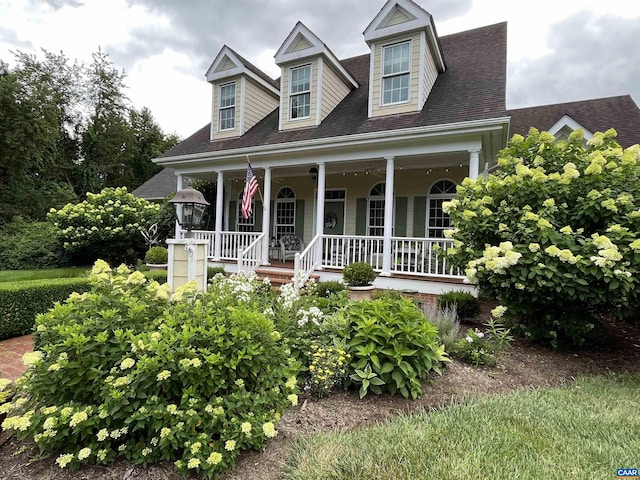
[208,266,226,278]
[444,128,640,348]
[422,303,460,353]
[308,343,350,398]
[328,297,449,399]
[453,318,513,366]
[371,289,404,301]
[48,187,159,265]
[343,262,375,287]
[349,363,385,399]
[437,291,480,321]
[144,246,168,264]
[310,281,345,298]
[1,261,300,478]
[0,218,70,270]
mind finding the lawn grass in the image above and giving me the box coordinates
[0,267,88,283]
[283,374,640,480]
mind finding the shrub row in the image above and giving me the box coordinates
[0,271,166,340]
[0,278,91,340]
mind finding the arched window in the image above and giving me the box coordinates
[275,187,296,240]
[368,183,386,237]
[237,191,255,232]
[427,179,457,238]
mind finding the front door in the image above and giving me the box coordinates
[323,200,345,235]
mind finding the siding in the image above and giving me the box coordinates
[211,78,241,140]
[371,33,421,118]
[384,7,412,27]
[244,78,279,133]
[320,62,351,122]
[281,59,318,130]
[422,37,439,107]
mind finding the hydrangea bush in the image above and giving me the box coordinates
[48,187,160,264]
[1,261,300,478]
[444,128,640,347]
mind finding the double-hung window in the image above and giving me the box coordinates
[290,65,311,119]
[382,41,410,105]
[219,83,236,130]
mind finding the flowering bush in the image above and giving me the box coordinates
[307,344,350,397]
[452,309,513,366]
[48,187,160,264]
[328,297,449,399]
[444,128,640,347]
[1,261,299,478]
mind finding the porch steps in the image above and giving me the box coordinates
[254,267,320,288]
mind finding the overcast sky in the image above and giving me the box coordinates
[1,0,639,138]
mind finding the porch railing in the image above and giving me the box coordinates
[390,237,462,278]
[321,235,384,270]
[184,230,215,258]
[321,235,462,278]
[183,230,262,260]
[294,234,321,285]
[237,232,265,275]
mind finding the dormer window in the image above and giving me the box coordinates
[219,82,236,130]
[290,65,311,119]
[382,41,410,105]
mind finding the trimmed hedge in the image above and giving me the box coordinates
[0,278,91,340]
[437,290,481,321]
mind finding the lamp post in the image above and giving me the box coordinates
[166,187,211,292]
[169,187,210,238]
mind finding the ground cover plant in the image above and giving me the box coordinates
[282,374,640,480]
[444,128,640,347]
[1,262,301,478]
[0,267,88,283]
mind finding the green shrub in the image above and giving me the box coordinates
[0,277,90,340]
[208,266,226,278]
[437,291,480,321]
[0,218,70,270]
[343,262,375,287]
[1,261,300,478]
[444,128,640,348]
[48,187,160,265]
[452,319,513,366]
[328,297,449,399]
[144,246,168,264]
[143,270,167,283]
[310,281,345,298]
[371,289,404,301]
[308,343,350,398]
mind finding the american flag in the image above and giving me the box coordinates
[241,162,259,219]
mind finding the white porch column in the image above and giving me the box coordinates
[261,166,272,264]
[469,149,480,180]
[174,174,183,239]
[315,163,326,269]
[381,156,394,276]
[213,171,224,260]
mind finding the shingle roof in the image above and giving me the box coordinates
[227,46,280,90]
[160,22,508,159]
[507,95,640,148]
[132,168,180,200]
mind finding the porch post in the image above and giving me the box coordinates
[261,166,272,264]
[315,162,326,269]
[213,171,224,260]
[381,156,394,276]
[174,174,183,239]
[469,149,480,180]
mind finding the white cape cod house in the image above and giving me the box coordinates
[150,0,640,294]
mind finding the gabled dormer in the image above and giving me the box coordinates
[205,46,280,141]
[275,22,359,131]
[364,0,446,119]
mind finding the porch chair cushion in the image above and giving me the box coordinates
[279,234,305,261]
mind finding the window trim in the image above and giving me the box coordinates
[380,40,411,107]
[274,186,297,240]
[289,64,312,121]
[367,182,393,237]
[218,82,236,131]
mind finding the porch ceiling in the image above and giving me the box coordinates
[184,151,469,183]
